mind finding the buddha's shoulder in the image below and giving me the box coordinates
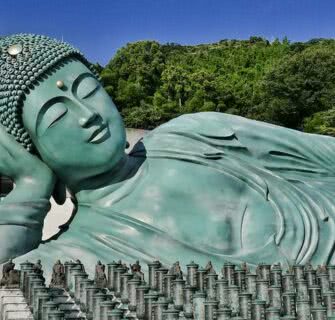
[144,111,297,140]
[130,112,249,156]
[133,111,276,153]
[141,112,335,147]
[150,112,237,136]
[140,112,241,146]
[130,112,251,161]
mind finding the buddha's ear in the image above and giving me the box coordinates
[52,179,67,205]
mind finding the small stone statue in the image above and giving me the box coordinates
[122,262,129,272]
[94,260,107,289]
[271,262,281,268]
[0,258,20,287]
[241,262,249,273]
[169,261,183,279]
[130,260,144,280]
[316,264,327,274]
[2,258,14,277]
[256,263,264,278]
[33,259,43,275]
[286,265,294,274]
[304,262,313,271]
[50,260,66,288]
[204,261,215,274]
[75,259,86,272]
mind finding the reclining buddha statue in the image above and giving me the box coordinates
[0,34,334,277]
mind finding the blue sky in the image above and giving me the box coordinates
[1,0,334,65]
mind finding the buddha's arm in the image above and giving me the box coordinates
[0,125,55,263]
[0,174,54,263]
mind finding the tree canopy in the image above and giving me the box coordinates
[99,37,335,135]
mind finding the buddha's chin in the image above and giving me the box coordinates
[91,143,126,172]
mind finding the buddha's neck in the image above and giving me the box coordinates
[71,153,145,204]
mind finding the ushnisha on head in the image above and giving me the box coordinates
[0,34,99,152]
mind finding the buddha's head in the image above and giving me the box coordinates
[0,34,126,188]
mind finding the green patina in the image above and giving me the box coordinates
[0,35,334,278]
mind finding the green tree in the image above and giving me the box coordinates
[98,37,335,135]
[252,46,335,129]
[303,109,335,136]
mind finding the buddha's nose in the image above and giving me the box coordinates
[78,106,99,128]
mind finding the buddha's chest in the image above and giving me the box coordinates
[94,158,279,254]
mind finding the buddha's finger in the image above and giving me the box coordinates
[0,149,15,177]
[0,128,39,178]
[0,124,29,157]
[0,124,20,151]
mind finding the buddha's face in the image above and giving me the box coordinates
[22,58,126,185]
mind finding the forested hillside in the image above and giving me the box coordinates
[99,37,335,135]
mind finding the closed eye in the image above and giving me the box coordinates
[37,102,68,137]
[48,109,67,128]
[81,84,100,99]
[76,76,101,100]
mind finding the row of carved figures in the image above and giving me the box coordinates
[2,259,335,319]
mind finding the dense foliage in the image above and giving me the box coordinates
[99,37,335,135]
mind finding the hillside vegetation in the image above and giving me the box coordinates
[99,37,335,135]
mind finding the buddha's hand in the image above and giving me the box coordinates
[0,124,55,263]
[0,124,55,202]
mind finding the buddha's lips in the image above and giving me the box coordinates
[88,123,109,143]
